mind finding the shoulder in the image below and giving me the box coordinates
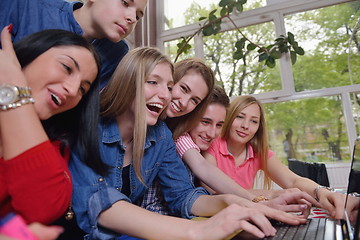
[40,0,73,11]
[93,39,129,53]
[175,133,200,158]
[175,133,193,144]
[211,137,225,149]
[98,118,122,144]
[147,121,173,142]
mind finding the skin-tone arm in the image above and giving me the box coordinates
[28,223,64,240]
[98,194,308,240]
[98,200,270,240]
[192,150,301,199]
[0,26,72,224]
[0,26,48,160]
[266,153,353,219]
[201,151,320,215]
[183,149,255,200]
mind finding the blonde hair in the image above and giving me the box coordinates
[167,58,215,140]
[100,47,173,184]
[221,95,271,189]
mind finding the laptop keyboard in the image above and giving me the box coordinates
[265,218,327,240]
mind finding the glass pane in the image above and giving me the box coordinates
[163,0,266,30]
[164,38,195,62]
[352,92,360,138]
[264,96,351,165]
[203,22,281,96]
[284,2,360,92]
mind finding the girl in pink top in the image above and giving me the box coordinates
[204,95,359,220]
[206,138,273,189]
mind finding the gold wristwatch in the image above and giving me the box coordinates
[0,84,34,110]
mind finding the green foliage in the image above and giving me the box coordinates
[176,37,191,55]
[173,1,359,163]
[175,0,305,67]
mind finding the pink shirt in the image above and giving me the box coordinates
[206,137,274,189]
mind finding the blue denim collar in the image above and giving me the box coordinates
[100,119,163,149]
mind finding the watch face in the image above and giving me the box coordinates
[0,86,17,105]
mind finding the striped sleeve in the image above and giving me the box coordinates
[175,133,200,158]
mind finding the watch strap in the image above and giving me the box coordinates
[17,86,32,98]
[0,97,35,111]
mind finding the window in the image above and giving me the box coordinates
[156,0,360,163]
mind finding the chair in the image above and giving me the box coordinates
[287,159,330,187]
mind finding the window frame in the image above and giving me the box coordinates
[155,0,360,150]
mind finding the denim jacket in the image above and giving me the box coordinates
[69,119,209,239]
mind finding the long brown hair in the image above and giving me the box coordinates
[221,95,271,189]
[167,58,215,140]
[100,47,173,184]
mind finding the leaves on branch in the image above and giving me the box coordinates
[175,0,305,68]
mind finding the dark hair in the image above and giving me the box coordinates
[209,85,230,108]
[14,29,102,157]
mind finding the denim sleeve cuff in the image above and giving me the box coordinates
[88,188,131,239]
[181,187,210,219]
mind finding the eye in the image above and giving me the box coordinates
[190,98,199,105]
[62,63,72,74]
[251,120,259,124]
[236,115,244,119]
[216,123,224,128]
[79,83,90,96]
[201,120,210,125]
[180,85,188,93]
[136,15,140,21]
[121,0,129,7]
[147,80,157,85]
[168,86,173,91]
[79,86,86,95]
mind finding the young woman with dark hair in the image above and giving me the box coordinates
[0,26,101,226]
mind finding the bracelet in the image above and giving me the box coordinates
[349,192,360,197]
[252,195,269,203]
[313,185,334,201]
[0,97,35,111]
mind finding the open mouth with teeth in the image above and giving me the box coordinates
[170,102,181,112]
[51,93,62,106]
[200,136,212,143]
[147,103,163,114]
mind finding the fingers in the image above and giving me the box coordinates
[28,223,64,240]
[319,193,345,219]
[275,203,309,213]
[209,204,277,239]
[1,25,15,54]
[236,220,267,239]
[0,24,22,72]
[246,209,276,237]
[264,191,316,215]
[287,192,321,207]
[263,207,307,225]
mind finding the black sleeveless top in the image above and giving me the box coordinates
[121,164,131,197]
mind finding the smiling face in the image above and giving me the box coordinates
[228,103,261,145]
[87,0,148,42]
[144,62,174,126]
[166,70,209,118]
[22,46,98,120]
[189,103,226,151]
